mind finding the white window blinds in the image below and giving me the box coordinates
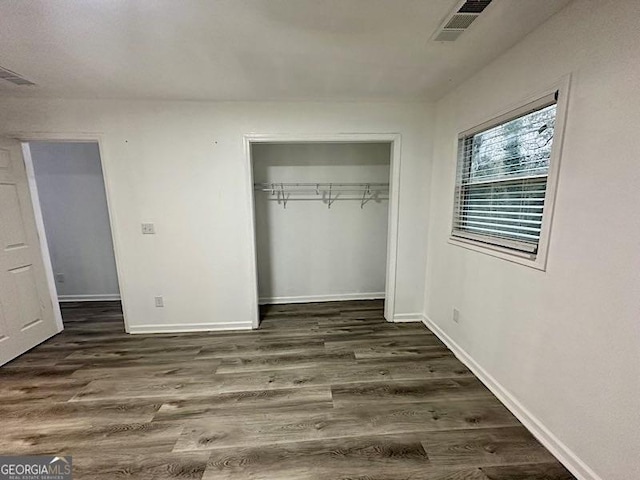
[452,93,558,255]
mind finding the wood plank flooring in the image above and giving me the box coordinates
[0,300,576,480]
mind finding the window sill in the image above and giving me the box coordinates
[448,236,547,271]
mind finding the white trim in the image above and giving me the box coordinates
[259,292,384,305]
[421,313,602,480]
[385,136,402,322]
[448,236,539,267]
[58,294,121,302]
[243,135,260,329]
[12,133,130,332]
[243,133,402,327]
[392,313,424,323]
[128,322,253,334]
[449,75,571,271]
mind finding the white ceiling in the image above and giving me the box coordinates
[0,0,571,101]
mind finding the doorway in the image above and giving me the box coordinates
[22,140,125,329]
[244,134,401,328]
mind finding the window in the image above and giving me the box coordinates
[451,90,563,267]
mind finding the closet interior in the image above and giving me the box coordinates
[251,142,392,307]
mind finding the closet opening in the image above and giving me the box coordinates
[244,134,401,328]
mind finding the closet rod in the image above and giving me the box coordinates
[254,182,389,194]
[254,182,388,188]
[253,182,389,209]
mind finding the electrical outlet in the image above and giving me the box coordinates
[55,273,65,283]
[141,223,156,235]
[154,296,164,307]
[453,308,460,323]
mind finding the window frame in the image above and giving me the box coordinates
[448,78,570,271]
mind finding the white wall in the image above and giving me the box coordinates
[424,1,640,479]
[29,142,119,300]
[0,100,432,331]
[252,142,390,302]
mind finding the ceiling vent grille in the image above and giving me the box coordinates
[458,0,492,13]
[444,14,478,30]
[433,0,493,42]
[0,66,35,86]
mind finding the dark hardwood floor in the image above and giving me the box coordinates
[0,300,575,480]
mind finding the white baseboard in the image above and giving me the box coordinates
[421,314,601,480]
[58,294,121,302]
[259,292,385,305]
[392,313,424,323]
[128,322,253,334]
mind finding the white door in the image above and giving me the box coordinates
[0,137,60,365]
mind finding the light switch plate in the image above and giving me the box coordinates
[141,223,155,234]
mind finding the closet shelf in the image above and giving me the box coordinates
[253,182,389,209]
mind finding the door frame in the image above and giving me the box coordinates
[11,132,130,332]
[243,133,402,328]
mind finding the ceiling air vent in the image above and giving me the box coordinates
[458,0,492,13]
[0,66,35,86]
[444,14,478,30]
[433,0,493,42]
